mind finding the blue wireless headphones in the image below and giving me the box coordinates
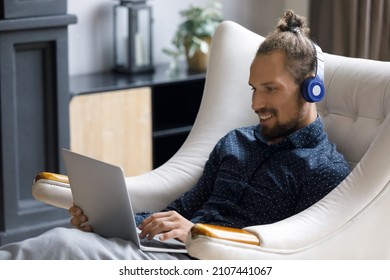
[301,43,325,103]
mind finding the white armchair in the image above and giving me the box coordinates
[32,21,390,259]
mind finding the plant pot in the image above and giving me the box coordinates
[185,37,212,72]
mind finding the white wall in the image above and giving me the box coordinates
[68,0,308,76]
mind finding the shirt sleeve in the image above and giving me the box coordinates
[163,138,224,220]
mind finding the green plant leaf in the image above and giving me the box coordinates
[162,1,223,59]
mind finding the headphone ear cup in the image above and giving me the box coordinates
[301,76,325,103]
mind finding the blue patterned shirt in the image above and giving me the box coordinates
[135,117,351,228]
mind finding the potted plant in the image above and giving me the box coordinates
[163,2,223,73]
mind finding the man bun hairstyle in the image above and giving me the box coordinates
[276,10,310,35]
[257,10,316,87]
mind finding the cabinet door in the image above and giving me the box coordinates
[70,88,152,176]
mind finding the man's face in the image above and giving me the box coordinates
[249,50,312,144]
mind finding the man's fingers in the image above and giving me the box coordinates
[70,215,88,227]
[68,205,82,216]
[80,224,93,232]
[138,211,193,242]
[139,211,173,229]
[139,215,178,240]
[159,230,177,241]
[139,221,173,240]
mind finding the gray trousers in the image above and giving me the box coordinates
[0,227,192,260]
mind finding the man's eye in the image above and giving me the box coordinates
[266,86,276,92]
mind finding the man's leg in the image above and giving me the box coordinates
[0,227,191,260]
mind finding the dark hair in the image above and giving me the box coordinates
[256,10,316,86]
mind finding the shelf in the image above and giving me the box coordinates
[70,63,206,96]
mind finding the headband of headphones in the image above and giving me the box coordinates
[301,43,325,103]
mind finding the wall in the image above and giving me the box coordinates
[68,0,308,76]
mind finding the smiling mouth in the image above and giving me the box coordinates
[259,113,272,121]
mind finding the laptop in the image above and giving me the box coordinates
[62,148,187,253]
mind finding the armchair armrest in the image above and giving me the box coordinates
[34,172,69,184]
[187,224,263,259]
[32,172,73,210]
[189,224,260,245]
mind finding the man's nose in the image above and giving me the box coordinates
[252,92,265,111]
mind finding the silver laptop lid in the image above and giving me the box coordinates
[62,149,139,243]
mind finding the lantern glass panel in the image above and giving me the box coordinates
[114,6,129,68]
[134,8,151,67]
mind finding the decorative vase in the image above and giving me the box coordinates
[185,37,212,73]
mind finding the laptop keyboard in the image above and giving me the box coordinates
[140,237,186,250]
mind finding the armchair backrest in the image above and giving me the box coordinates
[317,54,390,169]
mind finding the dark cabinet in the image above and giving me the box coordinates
[0,1,76,245]
[152,79,204,167]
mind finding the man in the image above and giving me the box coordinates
[0,10,350,259]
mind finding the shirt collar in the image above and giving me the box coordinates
[255,116,325,149]
[287,116,325,148]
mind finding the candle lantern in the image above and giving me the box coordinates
[114,0,154,73]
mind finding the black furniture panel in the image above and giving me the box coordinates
[152,80,204,167]
[0,0,66,19]
[0,11,76,245]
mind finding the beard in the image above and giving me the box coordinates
[260,96,306,142]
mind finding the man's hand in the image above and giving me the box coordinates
[68,205,93,232]
[138,211,194,243]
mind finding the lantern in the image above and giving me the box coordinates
[113,0,154,73]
